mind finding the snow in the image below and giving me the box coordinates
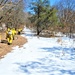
[0,28,75,75]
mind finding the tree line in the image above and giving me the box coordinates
[0,0,75,37]
[0,0,26,31]
[27,0,75,37]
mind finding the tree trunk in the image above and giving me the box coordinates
[37,25,40,35]
[69,25,72,38]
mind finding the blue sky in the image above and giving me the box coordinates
[25,0,60,12]
[50,0,58,6]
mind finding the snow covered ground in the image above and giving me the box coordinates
[0,28,75,75]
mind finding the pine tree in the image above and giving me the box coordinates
[29,0,58,35]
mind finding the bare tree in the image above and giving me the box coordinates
[55,0,75,37]
[0,0,26,29]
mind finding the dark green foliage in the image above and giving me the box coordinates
[29,0,58,35]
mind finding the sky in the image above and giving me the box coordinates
[0,27,75,75]
[25,0,60,12]
[50,0,59,6]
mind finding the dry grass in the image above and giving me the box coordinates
[0,32,27,59]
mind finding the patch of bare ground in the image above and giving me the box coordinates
[0,32,27,59]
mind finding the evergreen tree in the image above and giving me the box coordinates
[29,0,58,35]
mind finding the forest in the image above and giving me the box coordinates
[26,0,75,38]
[0,0,75,38]
[0,1,75,75]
